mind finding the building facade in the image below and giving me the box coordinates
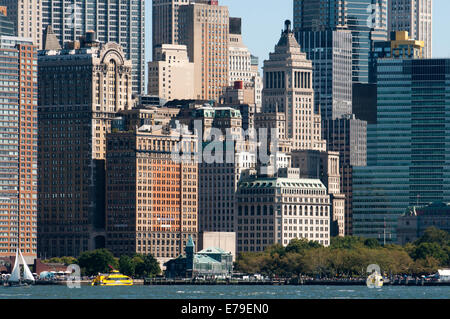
[262,20,326,152]
[228,17,255,86]
[0,35,37,263]
[38,37,133,258]
[293,0,388,84]
[148,44,195,101]
[0,7,14,36]
[175,105,257,234]
[370,31,424,82]
[353,59,450,243]
[397,202,450,245]
[178,1,229,101]
[296,29,353,120]
[236,168,331,253]
[41,0,145,94]
[388,0,432,58]
[0,0,42,49]
[323,115,367,235]
[105,124,198,265]
[291,150,346,237]
[151,0,213,58]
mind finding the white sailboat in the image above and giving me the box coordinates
[7,249,35,286]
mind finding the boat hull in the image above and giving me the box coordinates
[91,271,133,286]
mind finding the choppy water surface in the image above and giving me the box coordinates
[0,285,448,299]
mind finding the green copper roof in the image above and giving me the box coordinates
[186,235,195,248]
[194,254,221,265]
[239,177,326,190]
[193,107,242,119]
[197,247,229,255]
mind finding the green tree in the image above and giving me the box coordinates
[410,242,447,265]
[364,238,381,249]
[410,257,440,276]
[415,227,450,246]
[133,254,161,278]
[78,249,118,276]
[119,255,135,277]
[329,236,365,250]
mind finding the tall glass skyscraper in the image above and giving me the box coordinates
[41,0,145,94]
[296,29,353,120]
[293,0,387,84]
[353,59,450,243]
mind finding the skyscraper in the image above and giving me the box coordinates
[323,115,367,235]
[0,34,37,263]
[369,31,425,83]
[262,20,326,152]
[105,123,198,266]
[293,0,388,84]
[178,1,229,101]
[0,0,42,49]
[151,0,213,56]
[38,35,133,258]
[388,0,432,58]
[296,29,353,120]
[228,17,254,86]
[353,59,450,243]
[41,0,145,94]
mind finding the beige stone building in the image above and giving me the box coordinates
[148,44,194,101]
[178,2,229,101]
[236,168,331,253]
[198,231,236,261]
[152,0,212,58]
[0,0,42,49]
[105,124,198,266]
[38,35,133,257]
[291,150,346,237]
[262,21,326,152]
[228,18,254,86]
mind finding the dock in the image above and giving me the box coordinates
[3,278,449,287]
[143,278,450,286]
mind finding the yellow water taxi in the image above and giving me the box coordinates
[91,270,133,286]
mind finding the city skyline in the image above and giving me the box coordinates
[0,1,449,296]
[145,0,450,74]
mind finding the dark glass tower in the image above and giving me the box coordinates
[353,59,450,243]
[293,0,387,84]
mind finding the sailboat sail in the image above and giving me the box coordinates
[19,249,34,282]
[8,249,20,283]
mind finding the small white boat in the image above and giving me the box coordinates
[6,249,35,287]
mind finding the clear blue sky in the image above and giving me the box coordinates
[145,0,450,74]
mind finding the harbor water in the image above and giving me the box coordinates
[0,284,448,299]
